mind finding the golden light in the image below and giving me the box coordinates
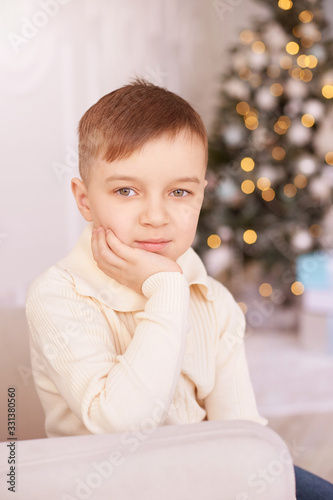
[300,69,313,82]
[292,25,302,38]
[301,36,313,48]
[239,67,252,81]
[280,56,293,69]
[290,67,301,79]
[325,152,333,165]
[286,41,300,55]
[259,283,273,297]
[270,83,283,96]
[241,157,255,172]
[312,30,321,42]
[267,65,280,78]
[307,55,318,68]
[241,180,256,194]
[309,224,322,238]
[322,85,333,99]
[238,302,248,314]
[239,29,254,44]
[299,10,313,23]
[243,229,257,244]
[245,116,259,130]
[294,174,308,188]
[278,0,293,10]
[262,188,276,201]
[284,184,297,197]
[207,234,221,249]
[297,55,308,68]
[252,41,265,54]
[301,113,315,127]
[274,116,291,135]
[257,177,271,190]
[250,74,262,87]
[236,101,250,115]
[272,146,286,160]
[291,281,304,295]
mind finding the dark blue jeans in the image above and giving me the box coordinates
[295,465,333,499]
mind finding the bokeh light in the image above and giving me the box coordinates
[259,283,273,297]
[286,41,300,55]
[207,234,221,249]
[243,229,257,244]
[241,180,256,194]
[241,157,255,172]
[291,281,304,295]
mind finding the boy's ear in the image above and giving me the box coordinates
[71,178,93,222]
[204,179,208,188]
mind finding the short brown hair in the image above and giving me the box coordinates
[78,77,208,186]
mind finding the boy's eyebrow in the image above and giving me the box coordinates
[105,175,201,184]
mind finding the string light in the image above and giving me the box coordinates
[267,65,281,78]
[322,85,333,99]
[262,188,275,201]
[299,10,313,23]
[286,41,300,55]
[274,116,291,134]
[280,56,293,69]
[325,152,333,165]
[241,157,255,172]
[243,229,257,244]
[207,234,221,249]
[294,174,308,188]
[284,184,297,197]
[278,0,293,10]
[291,281,304,295]
[301,37,313,48]
[309,224,322,238]
[245,115,259,130]
[239,29,254,44]
[300,69,313,82]
[272,147,286,160]
[290,67,301,79]
[292,25,302,38]
[241,180,255,194]
[236,102,250,115]
[238,302,248,314]
[257,177,271,190]
[259,283,273,297]
[252,41,265,54]
[270,83,283,96]
[301,114,315,127]
[239,67,252,81]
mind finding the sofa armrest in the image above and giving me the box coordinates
[0,420,296,499]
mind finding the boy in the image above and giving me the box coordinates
[25,77,268,438]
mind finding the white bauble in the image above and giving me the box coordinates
[285,79,308,99]
[309,177,332,201]
[263,22,288,50]
[217,179,240,203]
[258,165,282,183]
[296,155,317,175]
[255,87,277,110]
[313,113,333,157]
[287,122,312,146]
[291,230,313,252]
[311,45,326,63]
[217,225,233,242]
[223,78,250,100]
[284,99,303,117]
[322,166,333,187]
[303,99,325,120]
[249,52,269,71]
[321,70,333,85]
[224,125,245,146]
[203,245,232,277]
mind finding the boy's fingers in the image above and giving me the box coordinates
[105,229,134,261]
[92,228,122,267]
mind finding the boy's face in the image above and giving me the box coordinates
[72,132,208,262]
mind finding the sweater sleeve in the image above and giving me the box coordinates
[25,267,191,434]
[203,284,268,426]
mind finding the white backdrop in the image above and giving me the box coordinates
[0,0,332,307]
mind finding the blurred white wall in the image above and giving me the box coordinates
[0,0,332,307]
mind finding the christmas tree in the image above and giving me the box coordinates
[195,0,333,303]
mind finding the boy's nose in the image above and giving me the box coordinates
[139,197,169,226]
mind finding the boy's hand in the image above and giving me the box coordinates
[91,227,183,295]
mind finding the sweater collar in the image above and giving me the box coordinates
[56,222,215,311]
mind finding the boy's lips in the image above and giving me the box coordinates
[135,240,171,251]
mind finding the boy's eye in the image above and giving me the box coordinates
[115,188,136,197]
[171,189,190,197]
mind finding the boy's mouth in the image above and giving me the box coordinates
[135,240,170,251]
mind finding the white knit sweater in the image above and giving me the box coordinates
[25,222,268,437]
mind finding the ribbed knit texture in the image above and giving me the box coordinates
[25,231,268,438]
